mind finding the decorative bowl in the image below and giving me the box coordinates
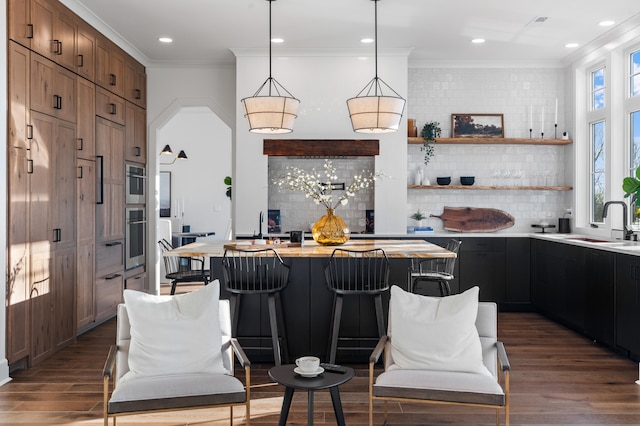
[460,176,475,186]
[436,177,451,186]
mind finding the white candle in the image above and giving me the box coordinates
[554,98,558,125]
[541,107,544,132]
[529,104,533,129]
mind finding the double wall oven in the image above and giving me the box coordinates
[125,164,147,270]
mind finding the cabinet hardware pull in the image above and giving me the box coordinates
[27,24,34,39]
[105,241,123,247]
[96,155,104,204]
[128,220,147,225]
[135,146,141,156]
[105,273,122,280]
[109,73,116,86]
[109,103,117,115]
[27,159,33,174]
[78,54,84,67]
[53,228,61,242]
[77,138,84,151]
[135,89,141,100]
[52,40,62,55]
[27,124,33,139]
[53,95,62,110]
[77,166,83,179]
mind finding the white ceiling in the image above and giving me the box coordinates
[63,0,640,66]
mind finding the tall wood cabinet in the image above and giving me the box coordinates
[7,0,147,369]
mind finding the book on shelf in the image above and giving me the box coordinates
[414,226,434,234]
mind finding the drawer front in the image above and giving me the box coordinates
[95,273,123,322]
[460,238,505,252]
[125,272,146,291]
[96,240,124,277]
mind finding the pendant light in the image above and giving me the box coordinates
[241,0,300,134]
[347,0,405,133]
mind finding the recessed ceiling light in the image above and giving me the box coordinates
[565,43,579,48]
[361,38,374,44]
[599,20,615,27]
[158,37,173,43]
[271,38,284,43]
[471,38,485,44]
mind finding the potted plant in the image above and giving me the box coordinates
[622,166,640,225]
[410,210,427,227]
[224,176,232,200]
[420,121,441,167]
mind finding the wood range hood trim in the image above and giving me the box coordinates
[263,139,380,156]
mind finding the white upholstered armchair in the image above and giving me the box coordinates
[102,282,251,425]
[368,286,510,425]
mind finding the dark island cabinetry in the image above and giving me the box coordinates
[616,254,640,358]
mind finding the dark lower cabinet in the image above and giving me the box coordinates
[458,238,506,303]
[616,254,640,357]
[505,238,531,306]
[584,249,615,347]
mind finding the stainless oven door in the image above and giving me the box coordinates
[126,164,146,204]
[126,208,146,269]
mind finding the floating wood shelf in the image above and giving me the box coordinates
[408,137,572,145]
[264,139,380,156]
[408,185,573,191]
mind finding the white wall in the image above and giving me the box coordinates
[0,0,10,386]
[233,50,410,236]
[157,107,231,238]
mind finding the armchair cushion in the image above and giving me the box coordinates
[388,285,490,376]
[122,280,227,381]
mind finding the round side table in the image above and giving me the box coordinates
[268,364,355,426]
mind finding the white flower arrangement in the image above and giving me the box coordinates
[273,160,383,210]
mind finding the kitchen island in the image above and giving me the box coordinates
[167,239,455,363]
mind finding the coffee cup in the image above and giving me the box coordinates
[295,356,320,373]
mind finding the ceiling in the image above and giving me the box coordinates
[64,0,640,66]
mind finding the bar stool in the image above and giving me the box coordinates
[408,239,462,296]
[222,247,290,365]
[324,248,390,364]
[158,239,210,295]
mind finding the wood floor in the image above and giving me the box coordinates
[2,285,640,425]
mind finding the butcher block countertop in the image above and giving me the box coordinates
[166,239,456,259]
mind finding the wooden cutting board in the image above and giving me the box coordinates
[430,207,515,232]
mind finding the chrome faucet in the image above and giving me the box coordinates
[602,201,634,240]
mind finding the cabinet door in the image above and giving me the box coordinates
[30,53,56,117]
[96,86,125,125]
[125,102,146,163]
[54,64,76,123]
[616,254,640,355]
[52,120,77,249]
[8,41,31,150]
[29,111,54,253]
[96,118,125,242]
[505,238,530,303]
[53,247,76,352]
[54,6,77,71]
[76,21,95,81]
[125,59,146,107]
[95,38,111,90]
[76,77,95,160]
[8,0,32,47]
[458,238,506,302]
[30,251,53,366]
[584,249,615,347]
[76,159,96,331]
[30,0,55,61]
[7,146,31,363]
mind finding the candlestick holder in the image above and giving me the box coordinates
[541,132,544,140]
[529,128,532,139]
[554,123,557,139]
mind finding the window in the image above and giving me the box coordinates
[592,67,606,110]
[631,111,640,172]
[591,120,606,222]
[631,50,640,97]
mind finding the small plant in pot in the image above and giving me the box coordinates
[420,121,441,167]
[410,210,427,227]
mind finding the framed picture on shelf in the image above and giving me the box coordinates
[452,114,504,138]
[268,209,281,233]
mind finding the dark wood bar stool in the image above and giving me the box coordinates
[408,239,462,296]
[222,247,290,366]
[324,248,390,364]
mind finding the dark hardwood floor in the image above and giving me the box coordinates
[2,284,640,425]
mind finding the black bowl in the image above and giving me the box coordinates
[460,176,475,186]
[436,177,451,185]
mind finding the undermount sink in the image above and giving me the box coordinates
[566,237,612,243]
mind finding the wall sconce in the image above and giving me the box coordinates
[160,145,188,164]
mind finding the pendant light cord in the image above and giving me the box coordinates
[268,0,273,95]
[374,0,378,83]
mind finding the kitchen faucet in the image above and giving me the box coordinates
[253,211,264,239]
[602,201,635,240]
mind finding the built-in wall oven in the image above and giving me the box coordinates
[126,164,146,204]
[125,207,146,270]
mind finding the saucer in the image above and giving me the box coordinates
[294,366,324,378]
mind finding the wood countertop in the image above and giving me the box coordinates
[166,239,456,259]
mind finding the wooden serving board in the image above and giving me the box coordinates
[430,206,515,233]
[223,242,302,250]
